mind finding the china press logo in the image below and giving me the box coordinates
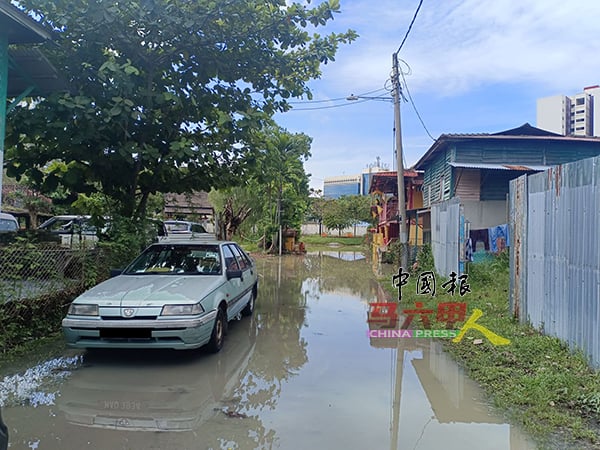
[368,268,510,346]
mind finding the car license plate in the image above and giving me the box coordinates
[100,328,152,339]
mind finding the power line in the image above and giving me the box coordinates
[395,0,424,55]
[392,1,434,142]
[399,63,435,141]
[286,87,389,105]
[289,98,372,111]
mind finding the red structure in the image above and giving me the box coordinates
[369,170,424,246]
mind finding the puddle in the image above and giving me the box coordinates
[0,253,540,449]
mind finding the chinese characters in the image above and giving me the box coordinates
[370,268,510,346]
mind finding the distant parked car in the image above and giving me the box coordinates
[161,220,214,240]
[38,215,106,248]
[62,239,258,352]
[0,213,18,233]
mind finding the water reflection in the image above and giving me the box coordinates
[309,250,366,261]
[367,263,537,450]
[1,253,540,450]
[57,317,258,433]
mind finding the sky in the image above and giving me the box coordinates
[274,0,600,191]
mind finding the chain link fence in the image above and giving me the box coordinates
[0,242,108,353]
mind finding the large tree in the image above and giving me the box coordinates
[339,194,372,235]
[210,126,311,245]
[319,195,371,236]
[6,0,356,218]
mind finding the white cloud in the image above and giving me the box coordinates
[280,0,600,189]
[325,0,600,96]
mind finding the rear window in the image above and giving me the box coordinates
[164,222,207,234]
[165,222,191,233]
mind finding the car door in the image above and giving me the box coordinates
[221,244,246,319]
[228,244,255,312]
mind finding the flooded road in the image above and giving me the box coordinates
[0,251,538,449]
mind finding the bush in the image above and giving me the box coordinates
[98,216,159,270]
[413,244,434,273]
[0,287,83,353]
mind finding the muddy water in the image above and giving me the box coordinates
[0,252,538,450]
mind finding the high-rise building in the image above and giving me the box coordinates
[537,85,600,137]
[323,174,361,199]
[323,158,389,199]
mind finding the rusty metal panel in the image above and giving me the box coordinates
[508,175,527,321]
[514,155,600,368]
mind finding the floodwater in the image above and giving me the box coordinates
[0,251,539,450]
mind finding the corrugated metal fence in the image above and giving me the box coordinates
[431,198,462,277]
[509,155,600,368]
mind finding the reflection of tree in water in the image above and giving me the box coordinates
[302,252,378,300]
[249,256,309,392]
[207,256,309,449]
[209,253,381,449]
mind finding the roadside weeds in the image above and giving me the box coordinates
[378,257,600,450]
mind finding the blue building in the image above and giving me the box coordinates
[323,175,361,199]
[323,160,390,199]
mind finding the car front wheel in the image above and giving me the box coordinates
[207,308,226,353]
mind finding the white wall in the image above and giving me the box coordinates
[462,200,507,229]
[301,222,369,236]
[536,95,568,135]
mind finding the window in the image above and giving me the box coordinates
[222,245,239,271]
[124,244,221,274]
[228,244,251,270]
[191,224,207,233]
[0,219,17,232]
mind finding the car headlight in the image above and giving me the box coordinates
[68,304,99,316]
[161,303,204,316]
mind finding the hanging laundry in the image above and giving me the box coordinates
[465,237,474,262]
[469,229,489,252]
[489,224,509,253]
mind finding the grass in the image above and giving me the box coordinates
[237,234,367,254]
[378,255,600,449]
[0,332,68,378]
[300,234,365,246]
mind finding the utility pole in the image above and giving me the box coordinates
[392,52,408,269]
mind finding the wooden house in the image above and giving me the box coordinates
[413,123,600,249]
[163,191,214,231]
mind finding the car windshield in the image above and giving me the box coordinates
[41,217,98,234]
[123,244,222,275]
[0,218,17,232]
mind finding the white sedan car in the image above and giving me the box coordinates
[62,240,258,352]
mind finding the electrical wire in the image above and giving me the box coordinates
[399,61,435,141]
[412,417,433,450]
[287,87,389,104]
[395,0,424,55]
[286,86,393,111]
[289,98,373,111]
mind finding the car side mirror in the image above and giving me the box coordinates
[110,268,123,278]
[226,269,243,280]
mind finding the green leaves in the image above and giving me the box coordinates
[8,0,356,220]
